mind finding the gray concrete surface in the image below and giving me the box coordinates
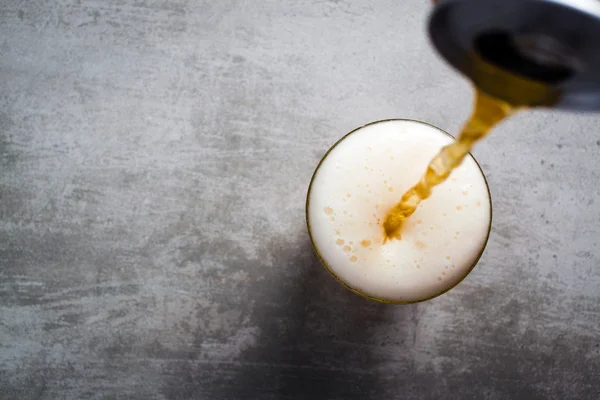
[1,1,599,399]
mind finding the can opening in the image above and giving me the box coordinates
[474,31,574,84]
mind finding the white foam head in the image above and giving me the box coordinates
[307,120,491,303]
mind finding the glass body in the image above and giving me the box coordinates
[306,119,492,304]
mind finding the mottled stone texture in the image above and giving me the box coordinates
[1,1,599,399]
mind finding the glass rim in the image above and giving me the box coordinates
[305,118,493,304]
